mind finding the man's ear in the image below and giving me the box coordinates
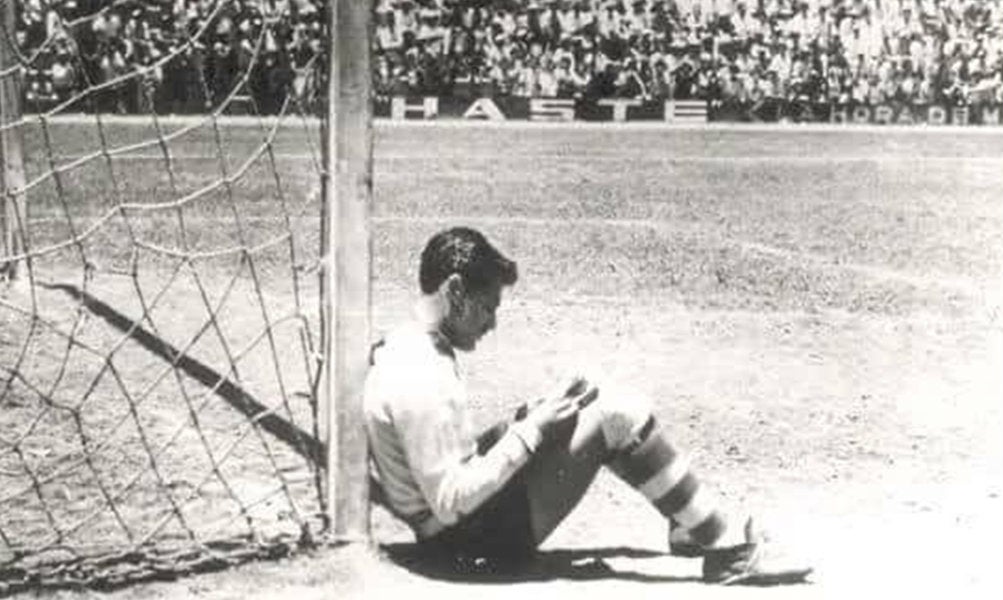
[444,273,466,309]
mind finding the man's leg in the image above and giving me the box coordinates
[521,378,812,584]
[523,398,610,544]
[522,380,733,549]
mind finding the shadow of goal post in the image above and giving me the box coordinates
[1,0,27,283]
[320,0,373,544]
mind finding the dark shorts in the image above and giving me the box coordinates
[418,422,536,562]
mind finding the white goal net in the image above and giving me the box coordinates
[1,0,331,592]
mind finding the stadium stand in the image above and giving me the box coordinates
[15,0,324,113]
[13,0,1003,113]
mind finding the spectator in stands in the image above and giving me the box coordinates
[647,54,675,98]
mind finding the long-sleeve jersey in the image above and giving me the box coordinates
[362,324,541,538]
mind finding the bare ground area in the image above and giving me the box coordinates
[31,293,1003,599]
[4,121,1002,598]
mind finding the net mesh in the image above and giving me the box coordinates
[1,0,329,593]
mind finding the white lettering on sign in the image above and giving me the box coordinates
[390,97,438,120]
[952,105,970,125]
[529,98,575,122]
[598,98,642,122]
[982,105,1001,125]
[874,105,894,124]
[927,105,947,125]
[462,98,506,120]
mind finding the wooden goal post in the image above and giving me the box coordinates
[320,0,373,543]
[1,0,27,283]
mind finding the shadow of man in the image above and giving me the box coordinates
[380,542,703,584]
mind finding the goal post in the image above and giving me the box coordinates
[0,0,26,283]
[321,0,373,543]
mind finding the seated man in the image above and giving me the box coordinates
[363,226,812,585]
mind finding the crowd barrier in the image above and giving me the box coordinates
[376,96,1003,126]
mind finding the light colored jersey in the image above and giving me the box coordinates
[363,324,540,538]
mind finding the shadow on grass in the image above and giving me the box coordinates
[380,543,702,584]
[44,282,323,465]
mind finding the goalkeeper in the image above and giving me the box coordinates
[363,227,813,585]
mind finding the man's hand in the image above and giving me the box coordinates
[523,377,599,440]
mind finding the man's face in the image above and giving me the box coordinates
[445,279,502,352]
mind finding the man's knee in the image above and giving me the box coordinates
[590,378,654,451]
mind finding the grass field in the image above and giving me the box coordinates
[2,118,1002,598]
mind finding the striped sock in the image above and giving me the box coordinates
[610,417,730,548]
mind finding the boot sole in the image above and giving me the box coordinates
[719,567,814,586]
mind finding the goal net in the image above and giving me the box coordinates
[1,0,331,592]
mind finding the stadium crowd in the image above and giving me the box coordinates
[16,0,324,113]
[14,0,1003,113]
[372,0,1003,104]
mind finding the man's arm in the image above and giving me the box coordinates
[391,377,542,527]
[392,374,597,527]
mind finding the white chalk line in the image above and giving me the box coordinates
[375,117,1003,136]
[738,240,988,296]
[27,113,1003,162]
[25,212,994,298]
[27,112,1003,136]
[372,214,991,295]
[48,152,1003,164]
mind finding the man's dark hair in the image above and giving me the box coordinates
[419,227,518,294]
